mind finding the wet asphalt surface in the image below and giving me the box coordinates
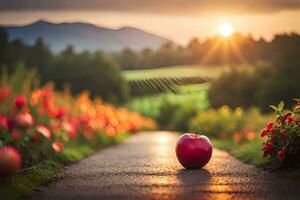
[25,131,300,200]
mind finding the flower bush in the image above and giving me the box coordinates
[261,100,300,167]
[189,105,270,142]
[0,67,156,177]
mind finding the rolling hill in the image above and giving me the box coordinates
[3,20,169,53]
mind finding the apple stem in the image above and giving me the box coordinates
[194,131,198,137]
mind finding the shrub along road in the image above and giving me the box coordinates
[25,131,299,200]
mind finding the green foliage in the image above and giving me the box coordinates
[189,106,271,139]
[156,100,178,128]
[156,98,198,131]
[170,103,197,132]
[208,69,261,108]
[5,63,38,93]
[46,47,128,104]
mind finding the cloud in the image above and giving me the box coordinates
[1,0,300,14]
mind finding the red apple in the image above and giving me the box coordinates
[176,133,213,169]
[0,146,22,177]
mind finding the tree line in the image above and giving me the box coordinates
[114,33,300,69]
[0,28,128,104]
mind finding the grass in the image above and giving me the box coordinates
[126,84,209,118]
[0,132,131,200]
[213,139,266,166]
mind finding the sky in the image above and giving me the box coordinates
[0,0,300,44]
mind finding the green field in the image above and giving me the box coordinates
[127,84,209,117]
[124,65,225,118]
[122,65,225,80]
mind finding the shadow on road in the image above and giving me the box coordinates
[176,169,212,186]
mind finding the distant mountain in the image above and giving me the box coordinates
[3,20,170,53]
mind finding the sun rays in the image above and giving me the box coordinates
[200,22,247,65]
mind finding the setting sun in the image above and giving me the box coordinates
[218,22,234,37]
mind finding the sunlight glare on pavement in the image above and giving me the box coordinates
[157,132,171,144]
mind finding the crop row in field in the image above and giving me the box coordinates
[128,76,211,95]
[122,65,225,80]
[123,65,224,96]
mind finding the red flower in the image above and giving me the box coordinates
[0,86,10,101]
[266,122,273,131]
[269,136,276,144]
[263,143,273,154]
[62,121,77,138]
[11,130,21,141]
[31,135,40,142]
[54,108,66,119]
[277,150,285,158]
[43,99,51,110]
[0,114,9,129]
[285,117,294,123]
[52,141,64,152]
[36,125,51,139]
[260,128,268,137]
[0,146,22,177]
[14,112,34,128]
[7,120,15,130]
[280,132,288,141]
[15,96,26,108]
[283,113,292,120]
[80,115,90,125]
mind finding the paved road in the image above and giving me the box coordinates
[26,131,300,200]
